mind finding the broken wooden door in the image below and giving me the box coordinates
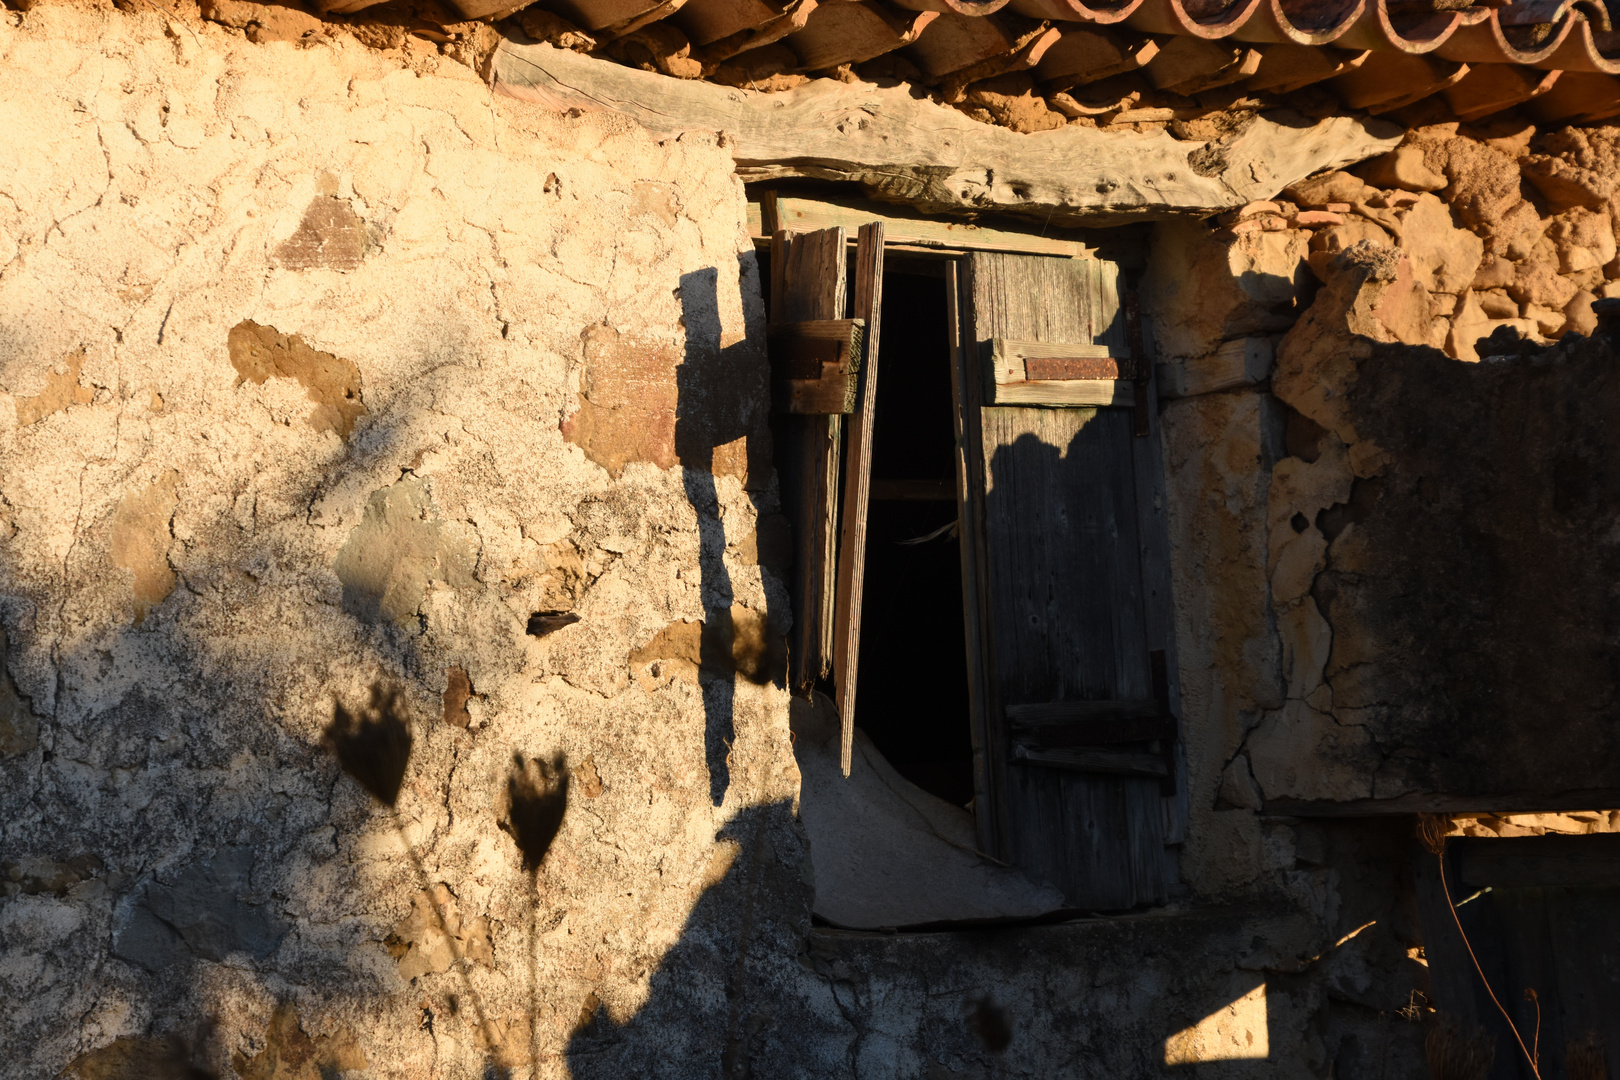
[769,224,885,782]
[951,251,1182,910]
[770,226,843,702]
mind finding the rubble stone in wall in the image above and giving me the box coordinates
[1353,145,1445,193]
[1142,218,1309,363]
[1522,127,1620,212]
[1256,246,1620,804]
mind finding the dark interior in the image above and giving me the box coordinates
[849,267,974,809]
[758,247,976,809]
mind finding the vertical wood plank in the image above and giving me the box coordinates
[1545,884,1620,1080]
[774,227,847,692]
[832,223,884,776]
[948,258,1004,858]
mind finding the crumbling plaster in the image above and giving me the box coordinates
[0,8,812,1076]
[0,8,1383,1079]
[7,4,1611,1077]
[1147,123,1620,916]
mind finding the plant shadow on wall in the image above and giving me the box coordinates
[562,798,813,1080]
[0,324,601,1078]
[5,255,791,1076]
[1,394,543,1078]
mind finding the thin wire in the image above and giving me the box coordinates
[1436,851,1542,1080]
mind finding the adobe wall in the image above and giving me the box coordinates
[0,9,1329,1079]
[4,6,1614,1079]
[1147,121,1620,1076]
[0,8,809,1076]
[1148,120,1620,859]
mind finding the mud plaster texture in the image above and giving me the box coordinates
[0,9,1372,1080]
[1144,121,1620,838]
[1141,132,1620,1074]
[0,8,813,1077]
[2,7,1606,1079]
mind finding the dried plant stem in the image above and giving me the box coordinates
[529,870,541,1080]
[1435,852,1542,1080]
[1526,989,1540,1071]
[392,813,500,1063]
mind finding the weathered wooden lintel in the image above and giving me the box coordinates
[492,41,1403,227]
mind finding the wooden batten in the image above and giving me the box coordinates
[983,338,1134,406]
[747,192,1095,258]
[1011,744,1169,779]
[771,227,848,692]
[769,318,865,413]
[831,222,886,777]
[1156,336,1272,399]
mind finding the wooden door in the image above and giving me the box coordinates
[770,227,847,696]
[952,251,1181,910]
[770,223,885,782]
[1415,834,1620,1080]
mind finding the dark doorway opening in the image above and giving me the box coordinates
[757,243,975,809]
[851,265,974,808]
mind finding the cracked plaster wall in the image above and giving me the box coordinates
[9,6,1602,1078]
[0,9,1358,1080]
[0,7,814,1076]
[1143,124,1620,1074]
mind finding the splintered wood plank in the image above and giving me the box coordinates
[772,227,847,692]
[966,250,1166,909]
[947,259,1002,858]
[749,193,1094,258]
[769,318,864,413]
[832,222,884,777]
[987,381,1132,406]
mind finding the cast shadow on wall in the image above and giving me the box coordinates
[6,256,782,1076]
[675,263,786,807]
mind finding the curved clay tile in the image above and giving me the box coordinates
[1004,0,1146,26]
[1530,15,1620,71]
[1331,3,1476,53]
[1434,9,1575,64]
[1224,0,1369,46]
[1124,0,1269,40]
[889,0,1014,17]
